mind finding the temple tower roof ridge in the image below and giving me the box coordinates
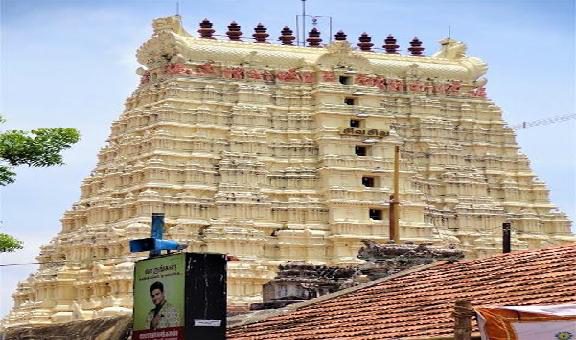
[137,16,488,82]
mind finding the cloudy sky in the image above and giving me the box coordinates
[0,0,574,317]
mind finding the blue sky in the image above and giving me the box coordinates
[0,0,574,317]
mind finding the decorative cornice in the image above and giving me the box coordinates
[137,16,488,84]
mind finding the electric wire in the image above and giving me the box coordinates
[510,113,576,130]
[0,254,147,268]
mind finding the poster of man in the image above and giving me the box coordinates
[146,281,181,329]
[133,254,185,340]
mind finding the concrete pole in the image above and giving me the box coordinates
[389,145,400,243]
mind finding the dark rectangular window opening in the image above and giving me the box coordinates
[344,97,356,105]
[362,176,375,187]
[369,209,383,220]
[339,76,352,85]
[355,146,368,156]
[350,119,361,128]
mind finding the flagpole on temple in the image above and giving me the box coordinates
[301,0,307,46]
[389,145,400,243]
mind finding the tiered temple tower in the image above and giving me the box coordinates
[4,16,574,326]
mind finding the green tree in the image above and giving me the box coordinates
[0,116,80,252]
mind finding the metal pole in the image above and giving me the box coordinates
[389,145,400,243]
[329,16,333,43]
[150,213,165,257]
[502,222,511,253]
[295,15,300,46]
[302,0,306,46]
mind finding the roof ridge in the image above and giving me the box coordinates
[227,261,441,329]
[457,243,576,265]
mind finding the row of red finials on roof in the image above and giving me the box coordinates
[196,18,425,55]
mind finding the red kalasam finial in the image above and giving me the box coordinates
[253,23,269,43]
[357,32,374,52]
[198,18,215,39]
[279,26,295,45]
[307,28,322,47]
[408,37,425,56]
[226,21,242,41]
[383,35,399,54]
[334,30,347,41]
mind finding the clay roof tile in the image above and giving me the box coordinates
[228,244,576,339]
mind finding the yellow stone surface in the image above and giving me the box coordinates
[4,16,574,326]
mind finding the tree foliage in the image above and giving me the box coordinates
[0,117,80,252]
[0,233,23,252]
[0,127,80,185]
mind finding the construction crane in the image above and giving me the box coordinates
[510,113,576,130]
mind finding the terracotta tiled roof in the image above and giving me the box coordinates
[227,244,576,339]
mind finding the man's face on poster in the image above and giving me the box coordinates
[150,288,165,306]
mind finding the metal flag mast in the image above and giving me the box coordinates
[296,0,333,46]
[302,0,306,46]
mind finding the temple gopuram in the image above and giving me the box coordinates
[4,16,574,326]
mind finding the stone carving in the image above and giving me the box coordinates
[357,240,464,280]
[317,41,372,73]
[432,38,468,59]
[222,66,244,79]
[196,61,217,75]
[321,71,336,82]
[253,241,464,310]
[165,63,192,75]
[252,261,360,310]
[276,68,314,83]
[326,40,354,54]
[152,16,188,36]
[405,63,422,78]
[357,240,464,263]
[432,38,488,81]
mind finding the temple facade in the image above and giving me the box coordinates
[4,16,574,326]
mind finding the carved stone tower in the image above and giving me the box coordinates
[4,16,574,326]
